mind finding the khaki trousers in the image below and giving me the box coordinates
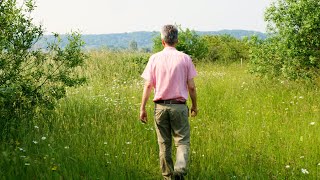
[154,103,190,180]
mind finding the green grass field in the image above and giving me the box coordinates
[1,50,319,179]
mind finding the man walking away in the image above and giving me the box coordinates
[140,25,198,180]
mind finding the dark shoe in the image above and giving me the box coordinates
[174,173,184,180]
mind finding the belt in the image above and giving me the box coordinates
[154,99,186,104]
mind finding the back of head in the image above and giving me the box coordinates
[161,25,178,46]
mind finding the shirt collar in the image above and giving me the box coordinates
[163,46,176,51]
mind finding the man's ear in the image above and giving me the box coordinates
[161,40,166,47]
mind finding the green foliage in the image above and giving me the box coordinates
[86,50,150,83]
[203,35,249,64]
[250,0,320,80]
[128,40,138,51]
[152,26,250,63]
[0,0,87,138]
[119,51,150,77]
[248,36,283,78]
[152,25,208,60]
[128,54,149,74]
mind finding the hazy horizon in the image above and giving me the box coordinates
[39,29,267,36]
[30,0,273,34]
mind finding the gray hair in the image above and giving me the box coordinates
[160,25,178,46]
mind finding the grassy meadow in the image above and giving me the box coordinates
[1,50,320,179]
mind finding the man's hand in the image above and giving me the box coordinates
[140,81,152,124]
[187,78,197,117]
[191,106,198,117]
[140,109,148,123]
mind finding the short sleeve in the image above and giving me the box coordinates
[141,56,153,81]
[187,56,197,80]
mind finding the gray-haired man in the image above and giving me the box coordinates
[140,25,198,180]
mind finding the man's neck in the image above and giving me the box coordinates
[164,44,176,48]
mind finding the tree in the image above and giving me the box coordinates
[129,40,138,51]
[0,0,87,138]
[249,0,320,80]
[152,25,208,60]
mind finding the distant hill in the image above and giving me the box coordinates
[197,29,267,39]
[35,30,266,50]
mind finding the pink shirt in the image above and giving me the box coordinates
[141,47,197,102]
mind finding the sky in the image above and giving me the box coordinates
[31,0,274,34]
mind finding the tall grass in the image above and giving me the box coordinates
[1,50,319,179]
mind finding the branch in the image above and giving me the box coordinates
[19,34,44,71]
[32,61,64,93]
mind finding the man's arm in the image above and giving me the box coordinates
[140,80,153,123]
[187,78,198,117]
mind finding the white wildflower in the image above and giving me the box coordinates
[301,168,309,174]
[25,163,30,166]
[285,165,290,169]
[104,142,107,145]
[64,146,69,149]
[41,137,46,140]
[125,141,132,145]
[300,156,305,159]
[34,126,39,129]
[32,140,38,144]
[310,122,315,125]
[299,96,304,99]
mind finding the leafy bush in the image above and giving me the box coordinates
[249,0,320,80]
[248,36,283,78]
[203,35,249,64]
[129,54,149,74]
[0,0,87,139]
[152,25,208,60]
